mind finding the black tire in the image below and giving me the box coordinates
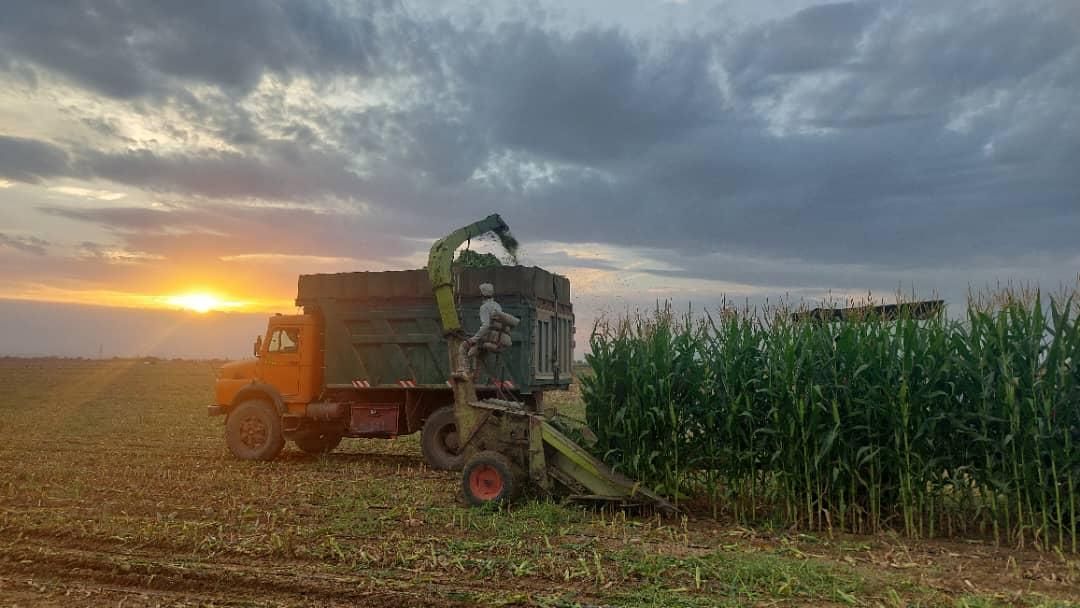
[461,450,518,507]
[294,430,343,454]
[225,400,285,461]
[421,406,464,471]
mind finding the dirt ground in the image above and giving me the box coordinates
[0,358,1077,607]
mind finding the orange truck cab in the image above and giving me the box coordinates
[214,314,322,415]
[210,313,349,461]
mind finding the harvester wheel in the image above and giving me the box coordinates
[421,406,464,470]
[294,431,343,454]
[462,451,517,506]
[225,400,285,461]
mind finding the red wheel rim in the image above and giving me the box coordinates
[468,464,504,501]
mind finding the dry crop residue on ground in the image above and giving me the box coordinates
[0,359,1077,607]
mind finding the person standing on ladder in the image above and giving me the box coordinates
[458,282,515,378]
[477,282,501,333]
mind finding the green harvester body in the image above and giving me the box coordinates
[427,214,674,512]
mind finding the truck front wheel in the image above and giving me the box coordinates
[421,406,464,471]
[225,400,285,461]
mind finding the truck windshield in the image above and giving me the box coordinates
[267,328,299,353]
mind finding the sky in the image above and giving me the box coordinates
[0,0,1078,358]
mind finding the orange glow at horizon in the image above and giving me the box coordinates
[0,284,294,315]
[163,292,237,314]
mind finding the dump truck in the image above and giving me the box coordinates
[212,214,672,512]
[209,240,574,470]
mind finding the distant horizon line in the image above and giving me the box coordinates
[0,296,290,316]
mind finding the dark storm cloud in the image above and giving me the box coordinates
[79,116,132,142]
[0,136,70,183]
[79,145,367,201]
[39,204,197,232]
[37,202,414,262]
[782,3,1080,128]
[511,111,1080,263]
[489,1,1080,270]
[1,0,1078,299]
[453,22,723,164]
[0,233,49,256]
[0,0,397,98]
[727,1,881,85]
[528,250,620,272]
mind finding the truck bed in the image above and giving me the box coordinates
[296,266,573,394]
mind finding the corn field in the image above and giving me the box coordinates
[582,289,1080,551]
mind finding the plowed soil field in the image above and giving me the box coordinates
[1,359,1077,607]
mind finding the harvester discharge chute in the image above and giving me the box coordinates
[427,214,675,513]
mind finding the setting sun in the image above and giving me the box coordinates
[164,293,234,314]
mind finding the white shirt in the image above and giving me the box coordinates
[479,298,502,327]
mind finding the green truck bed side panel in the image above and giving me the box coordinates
[297,267,572,392]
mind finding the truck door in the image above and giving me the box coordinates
[263,327,302,398]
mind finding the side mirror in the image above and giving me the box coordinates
[253,335,263,357]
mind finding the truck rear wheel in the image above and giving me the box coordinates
[225,400,285,461]
[294,431,343,454]
[421,406,464,471]
[462,451,518,506]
